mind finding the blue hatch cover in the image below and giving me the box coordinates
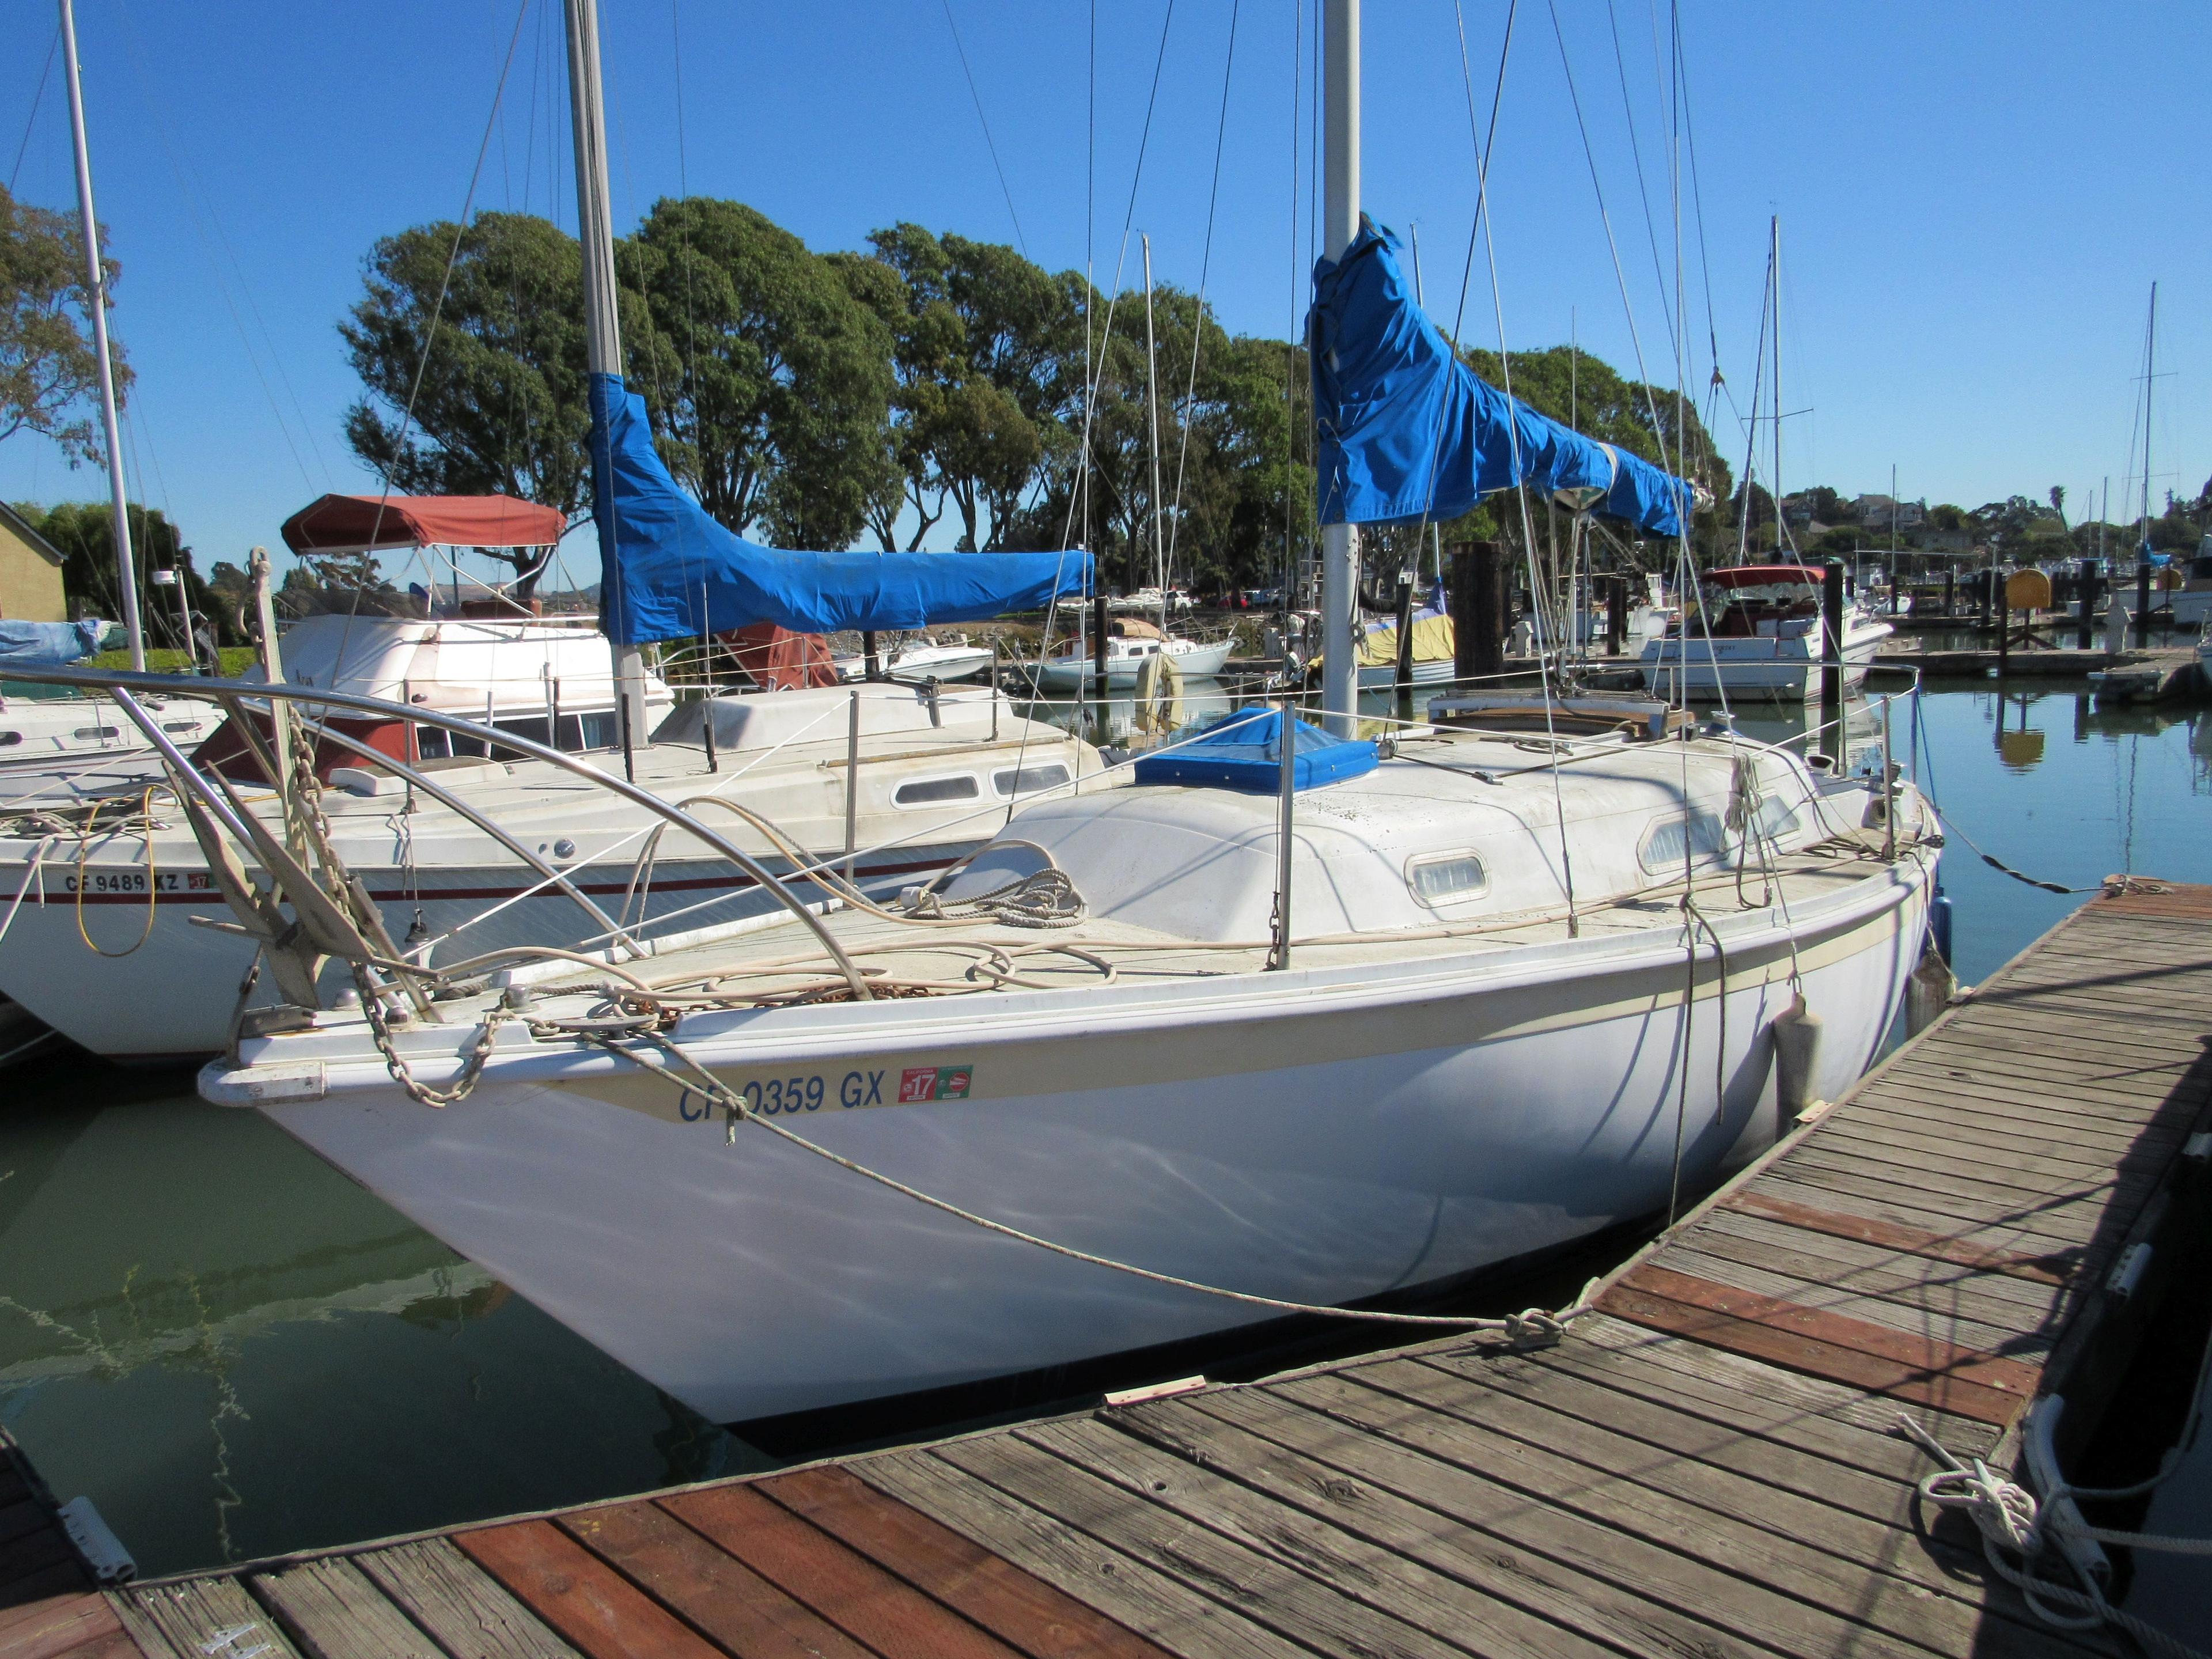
[1132,708,1379,793]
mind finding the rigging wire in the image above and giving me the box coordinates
[940,0,1028,258]
[8,26,60,194]
[1602,0,1679,363]
[1162,0,1241,593]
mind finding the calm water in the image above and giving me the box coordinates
[2,679,2208,1596]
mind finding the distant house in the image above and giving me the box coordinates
[1850,494,1926,531]
[0,503,67,623]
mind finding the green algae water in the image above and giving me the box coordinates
[2,680,2206,1590]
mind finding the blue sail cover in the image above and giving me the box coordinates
[588,373,1090,647]
[0,619,103,668]
[1309,221,1692,537]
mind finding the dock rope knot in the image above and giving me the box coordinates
[1897,1412,2212,1659]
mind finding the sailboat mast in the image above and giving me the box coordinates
[58,0,144,671]
[2139,282,2157,552]
[1142,234,1166,632]
[563,0,649,760]
[1319,0,1361,736]
[1770,215,1782,554]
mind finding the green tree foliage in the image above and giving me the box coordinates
[626,198,896,551]
[1,184,131,467]
[853,225,1077,553]
[13,501,229,647]
[340,211,615,597]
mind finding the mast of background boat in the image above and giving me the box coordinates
[1407,221,1442,593]
[1142,234,1166,638]
[58,0,144,672]
[1770,215,1785,558]
[1318,0,1360,736]
[2138,283,2156,565]
[563,0,646,779]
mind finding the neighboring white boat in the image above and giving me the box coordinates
[0,687,221,775]
[1033,624,1233,690]
[200,697,1939,1425]
[0,678,1099,1059]
[832,638,998,684]
[2114,540,2212,630]
[1641,565,1894,700]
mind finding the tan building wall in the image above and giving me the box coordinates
[0,506,67,623]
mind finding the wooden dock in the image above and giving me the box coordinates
[8,882,2212,1659]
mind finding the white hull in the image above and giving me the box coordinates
[833,646,998,683]
[0,842,969,1059]
[1033,639,1233,690]
[0,685,1096,1057]
[242,861,1928,1425]
[2116,589,2211,628]
[1639,619,1893,699]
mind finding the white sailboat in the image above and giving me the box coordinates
[175,0,1940,1429]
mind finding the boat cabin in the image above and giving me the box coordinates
[194,613,673,784]
[1687,565,1824,638]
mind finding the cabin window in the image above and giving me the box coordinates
[1406,851,1488,907]
[73,726,120,741]
[992,763,1071,798]
[0,732,20,747]
[1639,811,1729,873]
[414,710,615,761]
[161,719,203,734]
[1751,793,1802,845]
[892,773,982,808]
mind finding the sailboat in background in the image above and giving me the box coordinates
[0,2,224,782]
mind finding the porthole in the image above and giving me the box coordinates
[1406,851,1488,907]
[992,763,1070,798]
[892,774,982,808]
[1638,811,1729,873]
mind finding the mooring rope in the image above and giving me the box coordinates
[570,1023,1583,1346]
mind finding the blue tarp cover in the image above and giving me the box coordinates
[0,619,103,668]
[1134,707,1378,793]
[1309,221,1693,537]
[588,374,1090,647]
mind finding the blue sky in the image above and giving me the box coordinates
[5,2,2207,585]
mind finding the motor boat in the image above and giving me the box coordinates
[832,635,998,684]
[2113,539,2212,630]
[1640,565,1893,700]
[199,693,1940,1425]
[1032,618,1233,690]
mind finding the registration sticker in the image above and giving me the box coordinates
[60,870,215,895]
[900,1065,973,1104]
[669,1060,977,1124]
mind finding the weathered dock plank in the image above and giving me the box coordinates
[26,880,2207,1658]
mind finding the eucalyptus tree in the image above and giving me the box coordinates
[626,197,895,551]
[341,210,622,596]
[1,183,131,466]
[863,225,1078,551]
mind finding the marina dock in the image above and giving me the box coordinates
[7,881,2210,1659]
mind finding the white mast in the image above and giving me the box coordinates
[563,0,649,760]
[58,0,144,671]
[2139,282,2157,555]
[1319,0,1360,736]
[1142,234,1166,634]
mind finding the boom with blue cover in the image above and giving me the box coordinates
[1308,221,1693,537]
[0,619,104,668]
[588,374,1090,647]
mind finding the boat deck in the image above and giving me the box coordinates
[9,882,2211,1658]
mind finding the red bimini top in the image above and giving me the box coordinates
[280,494,567,555]
[1704,564,1824,589]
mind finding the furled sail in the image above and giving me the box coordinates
[1308,220,1692,537]
[0,619,104,667]
[588,374,1090,647]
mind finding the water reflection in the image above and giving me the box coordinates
[0,1069,747,1575]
